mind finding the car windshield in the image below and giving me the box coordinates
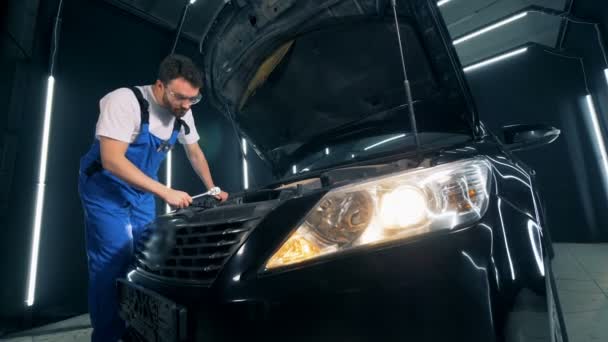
[285,131,471,177]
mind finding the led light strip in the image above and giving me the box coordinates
[242,138,249,189]
[243,159,249,189]
[165,151,173,213]
[584,95,608,197]
[463,47,528,73]
[454,12,528,45]
[27,76,55,306]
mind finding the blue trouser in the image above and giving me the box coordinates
[79,172,155,342]
[78,86,184,341]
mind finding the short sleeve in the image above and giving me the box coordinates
[178,110,200,145]
[95,88,140,143]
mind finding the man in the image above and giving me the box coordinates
[78,54,228,342]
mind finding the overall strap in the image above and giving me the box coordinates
[172,118,191,135]
[128,86,150,125]
[168,118,190,145]
[84,86,149,177]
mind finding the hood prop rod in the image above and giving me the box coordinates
[390,0,421,158]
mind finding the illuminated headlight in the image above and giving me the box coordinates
[265,158,491,270]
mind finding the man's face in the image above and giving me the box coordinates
[158,78,201,117]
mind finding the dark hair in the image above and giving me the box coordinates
[158,54,203,88]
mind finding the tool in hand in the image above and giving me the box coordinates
[192,186,221,200]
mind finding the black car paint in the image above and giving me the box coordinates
[123,136,566,341]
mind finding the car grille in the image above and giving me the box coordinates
[134,212,260,284]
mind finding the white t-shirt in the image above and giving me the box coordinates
[95,85,200,145]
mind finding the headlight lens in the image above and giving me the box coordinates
[265,158,492,270]
[380,186,428,229]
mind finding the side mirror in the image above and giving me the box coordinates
[501,124,561,152]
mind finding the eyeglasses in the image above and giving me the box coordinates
[165,87,203,105]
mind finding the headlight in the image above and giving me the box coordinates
[265,158,491,270]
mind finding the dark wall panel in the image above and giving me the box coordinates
[466,46,606,242]
[572,0,608,42]
[0,0,60,329]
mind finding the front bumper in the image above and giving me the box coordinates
[120,223,521,341]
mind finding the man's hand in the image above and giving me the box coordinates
[184,143,226,201]
[215,191,229,202]
[162,188,193,209]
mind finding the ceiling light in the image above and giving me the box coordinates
[463,47,528,73]
[454,12,528,45]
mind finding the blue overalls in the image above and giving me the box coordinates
[78,87,188,342]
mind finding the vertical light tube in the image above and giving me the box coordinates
[165,151,172,213]
[584,95,608,198]
[242,138,248,190]
[27,76,55,306]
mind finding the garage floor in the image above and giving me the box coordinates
[552,244,608,342]
[2,243,608,342]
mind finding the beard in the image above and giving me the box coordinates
[162,92,188,118]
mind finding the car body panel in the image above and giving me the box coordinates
[122,138,566,341]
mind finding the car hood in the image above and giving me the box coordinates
[199,0,480,175]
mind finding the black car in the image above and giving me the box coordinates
[117,0,567,341]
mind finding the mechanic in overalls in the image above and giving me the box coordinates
[78,54,228,342]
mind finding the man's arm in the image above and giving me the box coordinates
[184,142,229,201]
[100,136,192,208]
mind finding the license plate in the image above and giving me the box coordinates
[117,279,187,342]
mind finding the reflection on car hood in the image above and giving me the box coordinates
[199,0,480,174]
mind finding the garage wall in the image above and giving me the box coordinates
[0,0,59,331]
[572,1,608,39]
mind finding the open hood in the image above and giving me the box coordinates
[199,0,480,175]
